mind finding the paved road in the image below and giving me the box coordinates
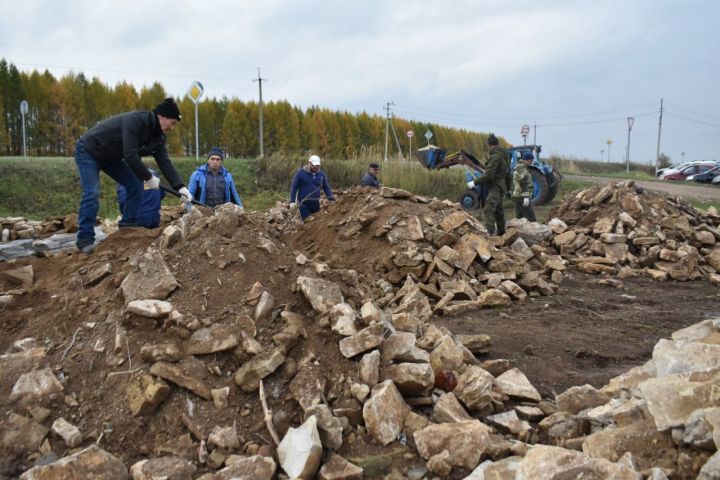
[565,175,720,202]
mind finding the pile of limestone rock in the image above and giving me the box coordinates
[6,250,720,478]
[268,187,566,318]
[0,215,78,242]
[3,192,720,479]
[544,181,720,284]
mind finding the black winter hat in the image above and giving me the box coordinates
[207,147,224,159]
[154,98,182,120]
[487,133,499,146]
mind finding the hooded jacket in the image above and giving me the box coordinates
[188,164,243,207]
[290,165,334,204]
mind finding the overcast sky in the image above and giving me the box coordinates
[2,0,719,163]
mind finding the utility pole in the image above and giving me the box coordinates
[254,68,267,158]
[626,117,635,173]
[601,149,604,162]
[389,114,404,160]
[533,123,537,146]
[655,98,664,176]
[383,101,394,162]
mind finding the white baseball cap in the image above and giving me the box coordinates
[309,155,321,166]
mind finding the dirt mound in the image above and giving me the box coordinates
[0,186,717,479]
[547,180,720,282]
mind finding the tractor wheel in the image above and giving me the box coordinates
[530,168,550,206]
[458,190,480,211]
[545,170,562,203]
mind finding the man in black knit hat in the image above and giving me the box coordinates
[74,98,192,253]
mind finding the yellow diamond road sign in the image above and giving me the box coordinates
[186,81,204,104]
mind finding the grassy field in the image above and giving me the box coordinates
[0,156,467,220]
[2,155,712,223]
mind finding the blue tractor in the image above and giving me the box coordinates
[415,144,561,210]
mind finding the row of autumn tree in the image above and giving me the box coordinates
[0,59,493,158]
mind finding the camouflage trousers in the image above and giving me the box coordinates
[514,197,536,222]
[483,186,505,236]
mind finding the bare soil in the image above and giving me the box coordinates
[437,273,720,398]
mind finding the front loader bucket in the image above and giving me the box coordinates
[415,145,447,169]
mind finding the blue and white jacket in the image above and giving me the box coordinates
[187,164,243,207]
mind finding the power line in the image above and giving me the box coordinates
[664,112,720,129]
[664,101,720,121]
[393,101,659,121]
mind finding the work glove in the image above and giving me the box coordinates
[289,202,297,209]
[178,187,192,204]
[466,180,475,189]
[328,196,337,202]
[523,197,530,207]
[144,176,160,190]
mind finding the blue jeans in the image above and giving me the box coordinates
[299,200,321,220]
[75,140,144,246]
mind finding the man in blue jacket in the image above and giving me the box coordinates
[289,155,336,220]
[187,148,244,208]
[117,170,165,229]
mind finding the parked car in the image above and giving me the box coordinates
[686,166,720,184]
[661,163,718,181]
[658,160,720,178]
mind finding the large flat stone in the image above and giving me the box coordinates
[494,368,541,402]
[234,350,285,392]
[339,324,387,359]
[121,248,178,302]
[362,380,410,446]
[186,324,240,355]
[19,445,129,479]
[150,361,211,400]
[296,276,344,314]
[414,420,492,470]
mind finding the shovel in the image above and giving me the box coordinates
[160,185,214,211]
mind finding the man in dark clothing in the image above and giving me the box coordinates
[467,133,511,236]
[188,147,243,208]
[74,98,191,253]
[117,169,165,229]
[360,163,381,189]
[289,155,336,220]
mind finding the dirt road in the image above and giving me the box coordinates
[565,174,720,202]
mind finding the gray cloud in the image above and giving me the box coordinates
[1,0,718,162]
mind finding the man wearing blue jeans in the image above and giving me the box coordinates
[74,98,192,253]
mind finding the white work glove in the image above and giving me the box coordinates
[523,197,530,207]
[289,202,297,209]
[466,180,475,189]
[178,187,192,204]
[144,176,160,190]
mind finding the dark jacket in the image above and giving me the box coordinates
[188,164,243,207]
[360,171,381,189]
[476,146,511,193]
[290,166,334,204]
[117,172,165,228]
[80,110,184,190]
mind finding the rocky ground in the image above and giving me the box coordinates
[0,182,719,479]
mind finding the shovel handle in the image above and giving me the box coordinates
[160,185,213,209]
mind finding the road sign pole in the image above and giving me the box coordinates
[406,130,414,160]
[520,124,530,147]
[185,81,204,161]
[20,100,28,159]
[194,103,199,161]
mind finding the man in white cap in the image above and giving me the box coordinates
[289,154,336,220]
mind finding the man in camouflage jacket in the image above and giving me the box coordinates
[513,150,536,221]
[468,133,511,235]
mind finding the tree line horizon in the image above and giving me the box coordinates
[0,58,495,160]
